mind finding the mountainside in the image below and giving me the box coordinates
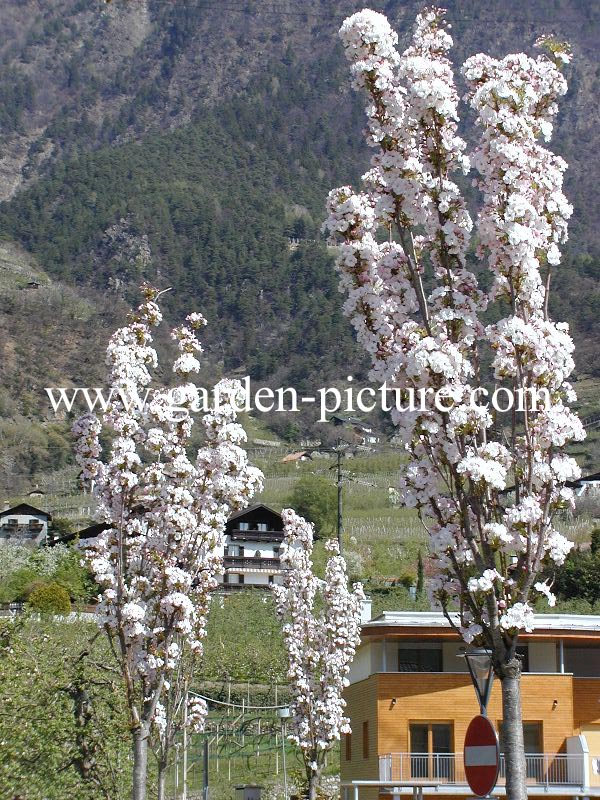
[0,0,598,490]
[0,1,598,232]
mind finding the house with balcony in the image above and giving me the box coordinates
[342,611,600,800]
[218,504,285,590]
[0,503,51,546]
[53,505,287,591]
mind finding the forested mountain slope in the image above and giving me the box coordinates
[0,0,597,485]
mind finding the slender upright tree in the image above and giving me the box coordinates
[273,510,365,800]
[73,286,262,800]
[325,9,583,799]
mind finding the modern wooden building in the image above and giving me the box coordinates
[342,612,600,800]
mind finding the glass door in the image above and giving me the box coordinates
[410,723,453,781]
[410,724,429,779]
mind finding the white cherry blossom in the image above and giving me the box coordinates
[73,286,262,798]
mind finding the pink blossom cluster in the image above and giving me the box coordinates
[273,510,364,786]
[73,286,262,739]
[329,7,584,653]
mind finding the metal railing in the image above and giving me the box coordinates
[379,753,586,787]
[227,528,284,541]
[217,583,273,593]
[223,556,281,570]
[1,523,44,531]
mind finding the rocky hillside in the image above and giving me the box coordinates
[0,0,598,490]
[0,1,597,233]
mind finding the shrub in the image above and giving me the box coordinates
[591,527,600,556]
[28,582,71,614]
[289,473,337,537]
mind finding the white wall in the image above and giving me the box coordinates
[529,641,557,673]
[349,643,374,684]
[222,538,280,558]
[0,510,48,529]
[0,509,48,545]
[244,573,270,586]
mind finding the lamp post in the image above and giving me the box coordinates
[322,436,351,554]
[277,707,290,800]
[458,647,495,716]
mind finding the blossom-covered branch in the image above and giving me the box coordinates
[73,286,262,800]
[273,510,364,800]
[327,9,581,799]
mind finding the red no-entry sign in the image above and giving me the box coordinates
[464,715,500,797]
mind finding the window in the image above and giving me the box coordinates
[239,522,249,531]
[523,723,542,753]
[345,733,352,761]
[516,645,529,672]
[257,522,268,532]
[238,574,245,585]
[499,721,541,754]
[499,722,542,779]
[409,723,453,780]
[362,721,369,759]
[398,647,442,672]
[268,575,274,585]
[564,645,600,677]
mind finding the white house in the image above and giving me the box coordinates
[62,504,288,592]
[218,504,285,590]
[0,503,52,546]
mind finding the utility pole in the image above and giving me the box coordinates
[182,681,188,800]
[203,737,209,800]
[336,441,343,554]
[329,437,349,555]
[277,707,290,800]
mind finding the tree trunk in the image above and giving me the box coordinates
[157,757,167,800]
[306,765,322,800]
[500,658,527,800]
[132,726,150,800]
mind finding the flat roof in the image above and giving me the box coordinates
[363,611,600,636]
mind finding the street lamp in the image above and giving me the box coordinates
[277,707,290,800]
[458,647,494,716]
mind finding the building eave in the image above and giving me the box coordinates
[361,611,600,639]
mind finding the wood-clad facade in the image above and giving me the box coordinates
[342,612,600,800]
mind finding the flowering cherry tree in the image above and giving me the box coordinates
[73,286,262,800]
[273,510,364,800]
[325,8,583,798]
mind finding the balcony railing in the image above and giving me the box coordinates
[379,753,586,787]
[217,583,273,593]
[227,528,284,542]
[0,524,45,538]
[224,556,281,570]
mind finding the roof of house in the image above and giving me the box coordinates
[330,414,372,431]
[362,611,600,640]
[226,503,283,523]
[49,521,110,546]
[53,504,285,546]
[577,471,600,485]
[0,503,52,520]
[281,451,312,463]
